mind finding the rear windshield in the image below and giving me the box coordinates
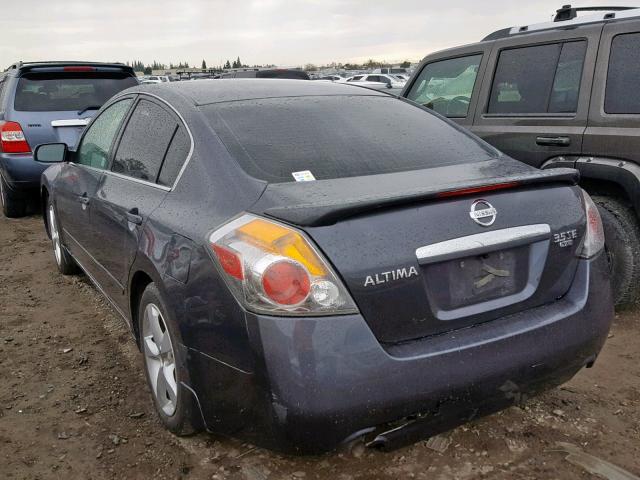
[14,73,138,112]
[204,95,496,183]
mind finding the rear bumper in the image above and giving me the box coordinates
[0,152,45,197]
[187,254,613,453]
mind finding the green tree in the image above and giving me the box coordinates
[224,59,231,69]
[202,59,207,69]
[400,60,411,68]
[143,66,152,75]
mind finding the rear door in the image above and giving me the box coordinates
[89,96,190,308]
[470,25,602,168]
[55,98,134,267]
[583,19,640,164]
[403,43,493,127]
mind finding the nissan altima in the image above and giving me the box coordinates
[36,80,613,453]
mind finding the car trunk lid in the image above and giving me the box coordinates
[249,160,585,343]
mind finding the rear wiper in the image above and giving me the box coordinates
[77,105,101,116]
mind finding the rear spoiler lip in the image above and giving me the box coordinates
[17,64,135,76]
[257,167,580,227]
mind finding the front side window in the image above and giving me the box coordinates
[406,54,482,117]
[76,99,133,169]
[605,32,640,114]
[488,41,586,114]
[112,99,178,182]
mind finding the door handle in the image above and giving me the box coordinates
[77,194,90,205]
[536,136,571,147]
[126,208,143,225]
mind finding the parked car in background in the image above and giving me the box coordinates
[315,75,346,82]
[141,75,169,84]
[0,61,138,217]
[347,73,405,89]
[219,68,310,80]
[403,5,640,307]
[37,80,612,453]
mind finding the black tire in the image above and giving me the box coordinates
[46,198,80,275]
[593,196,640,307]
[138,283,203,435]
[0,175,27,218]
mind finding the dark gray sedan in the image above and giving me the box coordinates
[36,80,613,453]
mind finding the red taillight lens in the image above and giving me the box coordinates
[211,244,244,280]
[262,260,311,305]
[0,121,31,153]
[437,182,519,198]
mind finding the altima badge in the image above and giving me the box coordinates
[470,200,497,226]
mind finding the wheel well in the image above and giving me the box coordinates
[129,271,153,347]
[41,187,50,239]
[580,178,632,205]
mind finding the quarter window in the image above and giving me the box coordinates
[488,41,586,114]
[76,98,133,170]
[406,54,482,117]
[605,33,640,114]
[112,99,177,182]
[158,126,190,187]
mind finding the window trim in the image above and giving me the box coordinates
[485,38,588,117]
[406,52,485,119]
[72,92,194,192]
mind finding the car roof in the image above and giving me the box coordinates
[135,79,390,106]
[483,6,640,41]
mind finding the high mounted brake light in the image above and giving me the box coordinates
[0,121,31,153]
[437,182,519,198]
[208,214,358,315]
[63,66,96,72]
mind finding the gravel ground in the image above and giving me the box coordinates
[1,214,638,479]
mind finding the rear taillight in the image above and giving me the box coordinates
[0,121,31,153]
[578,190,605,259]
[208,214,358,315]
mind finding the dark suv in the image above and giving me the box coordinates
[219,68,310,80]
[402,5,640,307]
[0,61,138,217]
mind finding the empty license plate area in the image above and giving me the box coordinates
[423,244,530,312]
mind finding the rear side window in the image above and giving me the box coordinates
[13,73,138,112]
[112,99,177,182]
[204,95,497,183]
[406,54,482,117]
[605,33,640,114]
[488,41,586,114]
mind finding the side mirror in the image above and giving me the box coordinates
[34,143,68,163]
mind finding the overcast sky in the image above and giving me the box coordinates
[1,1,638,68]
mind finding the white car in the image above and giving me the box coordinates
[346,74,406,90]
[142,75,170,84]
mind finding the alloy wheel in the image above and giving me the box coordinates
[48,204,62,266]
[142,303,178,416]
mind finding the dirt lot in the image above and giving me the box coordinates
[0,214,639,480]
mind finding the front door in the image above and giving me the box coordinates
[471,23,602,168]
[55,98,134,268]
